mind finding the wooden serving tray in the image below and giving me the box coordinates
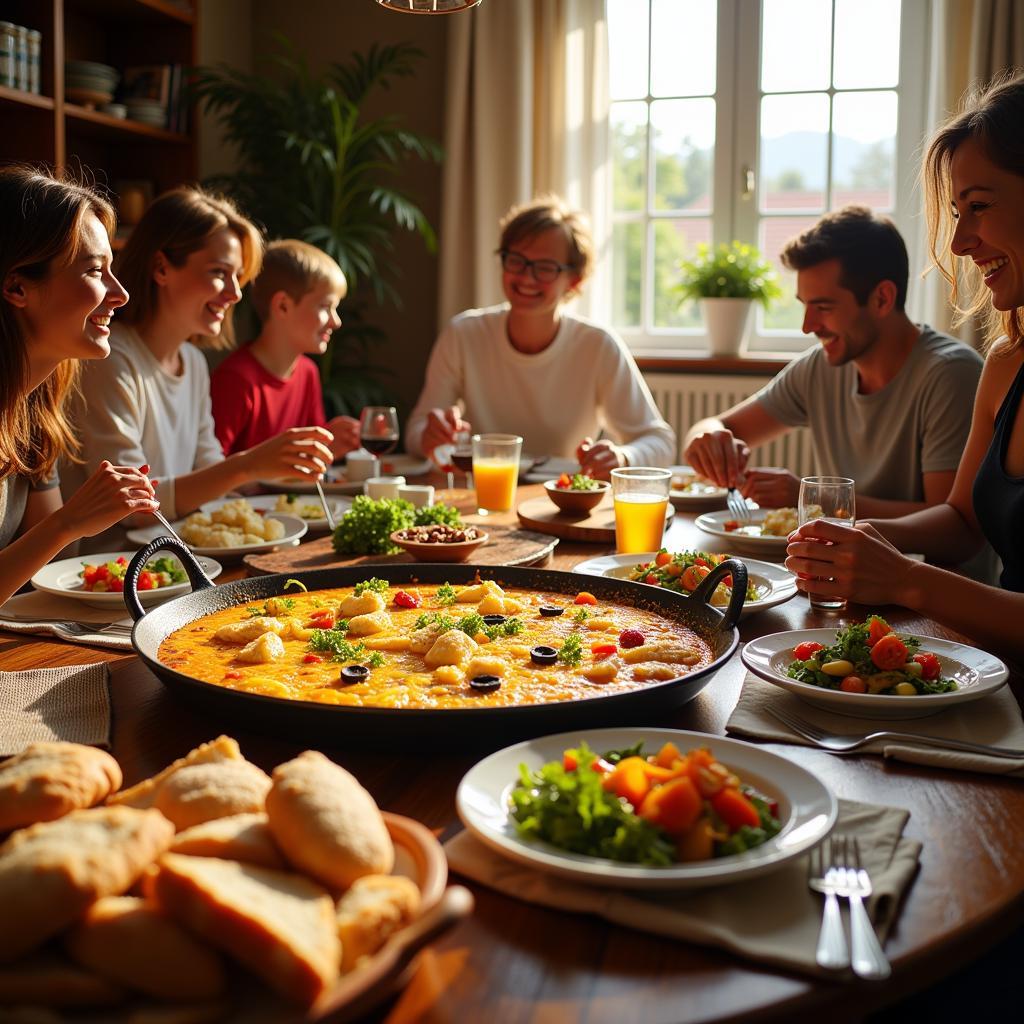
[243,523,558,576]
[516,493,674,543]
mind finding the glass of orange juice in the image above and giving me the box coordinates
[471,433,523,515]
[611,467,672,553]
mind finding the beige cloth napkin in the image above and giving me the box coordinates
[446,798,919,978]
[0,591,133,651]
[728,671,1024,776]
[0,663,111,755]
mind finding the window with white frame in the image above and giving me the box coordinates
[607,0,927,354]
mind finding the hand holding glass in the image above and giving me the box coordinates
[798,476,856,611]
[472,434,522,514]
[611,467,672,554]
[359,406,399,457]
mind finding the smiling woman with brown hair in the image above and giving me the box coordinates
[785,72,1024,659]
[0,165,158,604]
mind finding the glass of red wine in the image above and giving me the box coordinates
[359,406,400,458]
[451,428,474,488]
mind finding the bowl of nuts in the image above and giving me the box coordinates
[390,524,489,563]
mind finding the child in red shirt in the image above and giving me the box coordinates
[211,239,360,458]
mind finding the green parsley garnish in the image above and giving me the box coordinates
[353,577,390,597]
[244,598,295,617]
[366,651,385,669]
[414,612,455,633]
[557,633,584,666]
[436,582,458,605]
[572,607,591,623]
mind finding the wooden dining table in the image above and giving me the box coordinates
[4,481,1023,1023]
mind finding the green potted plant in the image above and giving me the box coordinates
[190,39,442,414]
[676,241,781,356]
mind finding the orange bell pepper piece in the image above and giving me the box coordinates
[602,756,650,808]
[653,741,683,768]
[638,777,702,836]
[675,819,716,862]
[574,591,598,605]
[710,787,762,831]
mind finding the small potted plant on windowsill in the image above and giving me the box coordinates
[676,242,782,357]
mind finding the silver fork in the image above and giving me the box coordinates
[807,837,849,970]
[0,619,133,638]
[151,509,186,546]
[726,487,752,523]
[833,836,891,980]
[767,703,1024,760]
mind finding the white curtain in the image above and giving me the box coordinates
[438,0,609,326]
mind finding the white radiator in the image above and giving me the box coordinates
[643,372,817,478]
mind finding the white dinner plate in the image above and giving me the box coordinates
[456,727,837,890]
[126,512,307,559]
[741,628,1010,720]
[571,553,797,619]
[668,465,729,510]
[695,509,792,556]
[260,454,433,496]
[31,551,223,609]
[201,494,349,535]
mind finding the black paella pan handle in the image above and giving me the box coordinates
[688,558,748,631]
[123,536,216,622]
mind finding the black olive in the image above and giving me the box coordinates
[469,674,501,693]
[530,645,558,665]
[481,614,506,626]
[340,665,370,685]
[539,606,565,617]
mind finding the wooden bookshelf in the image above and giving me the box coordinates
[0,0,197,198]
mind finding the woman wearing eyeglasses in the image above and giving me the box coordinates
[405,195,675,479]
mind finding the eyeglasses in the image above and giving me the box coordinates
[497,249,575,284]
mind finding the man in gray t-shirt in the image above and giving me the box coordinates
[683,207,983,518]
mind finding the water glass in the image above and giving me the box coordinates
[471,433,522,514]
[798,475,856,611]
[611,467,672,554]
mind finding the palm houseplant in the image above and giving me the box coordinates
[676,241,781,356]
[191,39,442,414]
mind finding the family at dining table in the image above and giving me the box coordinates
[0,71,1021,656]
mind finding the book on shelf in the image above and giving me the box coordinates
[121,65,170,108]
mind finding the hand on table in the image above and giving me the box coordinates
[326,415,361,459]
[242,426,334,481]
[684,428,750,488]
[576,437,627,481]
[422,407,469,460]
[785,520,920,605]
[59,461,159,537]
[740,467,800,508]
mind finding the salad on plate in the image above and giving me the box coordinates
[80,555,186,593]
[626,549,759,605]
[787,615,957,696]
[510,739,781,866]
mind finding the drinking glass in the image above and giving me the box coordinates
[611,467,672,554]
[471,433,522,514]
[451,428,474,489]
[798,475,856,611]
[359,406,399,457]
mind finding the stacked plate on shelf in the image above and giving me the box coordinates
[124,98,167,128]
[65,60,118,108]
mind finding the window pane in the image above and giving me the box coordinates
[760,93,829,212]
[651,0,715,97]
[761,0,831,93]
[611,102,648,213]
[612,221,644,327]
[759,216,820,331]
[834,0,901,88]
[831,91,897,210]
[608,0,649,99]
[654,219,711,327]
[651,98,715,212]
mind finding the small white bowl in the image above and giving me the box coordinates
[364,476,407,500]
[345,451,381,482]
[398,484,434,507]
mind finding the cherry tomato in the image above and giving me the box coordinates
[563,750,578,771]
[655,551,672,567]
[871,632,909,670]
[867,616,892,647]
[556,473,572,489]
[644,573,660,585]
[138,571,156,591]
[723,520,740,532]
[681,564,710,592]
[666,562,683,577]
[393,590,421,609]
[913,652,942,680]
[110,578,125,593]
[302,654,323,664]
[619,628,645,649]
[793,640,825,661]
[693,557,709,568]
[840,675,867,693]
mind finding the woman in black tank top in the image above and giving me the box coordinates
[783,72,1024,662]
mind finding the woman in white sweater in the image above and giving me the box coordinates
[0,167,158,604]
[406,196,675,479]
[64,188,333,545]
